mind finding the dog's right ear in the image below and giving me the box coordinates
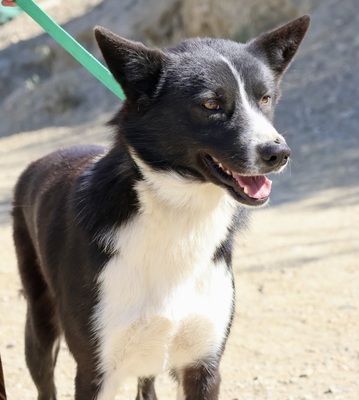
[246,15,310,80]
[94,27,167,103]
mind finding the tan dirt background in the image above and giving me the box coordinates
[0,0,358,399]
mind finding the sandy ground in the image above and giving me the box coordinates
[0,0,359,399]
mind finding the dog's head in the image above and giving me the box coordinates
[95,16,310,207]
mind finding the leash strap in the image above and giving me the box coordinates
[15,0,125,100]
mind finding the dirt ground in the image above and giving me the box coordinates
[1,0,359,399]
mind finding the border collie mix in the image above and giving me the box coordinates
[12,15,310,400]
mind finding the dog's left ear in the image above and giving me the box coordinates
[94,27,168,103]
[247,15,310,79]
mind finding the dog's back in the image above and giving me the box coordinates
[13,16,310,400]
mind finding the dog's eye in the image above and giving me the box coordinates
[203,99,220,110]
[259,95,271,106]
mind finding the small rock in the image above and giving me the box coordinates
[299,368,313,378]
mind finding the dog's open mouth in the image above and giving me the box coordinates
[201,154,272,206]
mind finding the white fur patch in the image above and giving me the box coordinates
[219,55,286,173]
[176,383,186,400]
[92,167,236,399]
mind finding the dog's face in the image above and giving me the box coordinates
[95,16,310,207]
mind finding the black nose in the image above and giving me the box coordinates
[257,141,291,168]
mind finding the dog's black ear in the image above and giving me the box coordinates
[94,27,167,103]
[247,15,310,79]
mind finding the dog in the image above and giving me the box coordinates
[12,15,310,400]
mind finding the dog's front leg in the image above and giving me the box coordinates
[74,367,103,400]
[177,362,221,400]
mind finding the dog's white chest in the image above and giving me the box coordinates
[95,260,233,377]
[93,177,236,388]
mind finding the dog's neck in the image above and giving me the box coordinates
[130,149,235,214]
[78,146,239,255]
[97,167,238,280]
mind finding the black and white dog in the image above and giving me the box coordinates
[12,15,310,400]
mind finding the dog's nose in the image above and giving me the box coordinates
[257,141,291,168]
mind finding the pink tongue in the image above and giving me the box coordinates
[232,174,272,199]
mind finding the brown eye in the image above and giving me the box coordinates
[260,95,271,106]
[203,99,220,110]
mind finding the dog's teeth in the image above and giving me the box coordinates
[212,157,232,176]
[243,187,249,195]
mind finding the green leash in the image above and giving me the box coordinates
[15,0,125,100]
